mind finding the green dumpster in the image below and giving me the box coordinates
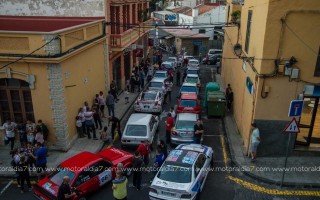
[206,91,226,117]
[203,82,220,107]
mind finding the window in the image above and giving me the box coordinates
[245,10,253,53]
[125,125,147,136]
[199,29,206,34]
[74,171,93,187]
[314,47,320,76]
[194,154,206,177]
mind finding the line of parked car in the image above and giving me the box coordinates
[33,53,214,200]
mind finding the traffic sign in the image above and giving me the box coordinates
[283,118,300,133]
[288,100,304,117]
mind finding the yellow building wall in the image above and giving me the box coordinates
[61,42,106,141]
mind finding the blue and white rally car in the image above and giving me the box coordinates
[149,144,213,200]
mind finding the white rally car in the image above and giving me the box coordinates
[134,90,163,114]
[149,144,213,200]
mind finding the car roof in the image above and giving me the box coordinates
[187,74,198,78]
[187,67,199,71]
[127,113,152,125]
[60,152,101,171]
[184,55,194,58]
[177,113,198,121]
[189,59,199,62]
[176,144,211,155]
[162,61,172,64]
[165,149,199,167]
[182,82,197,86]
[180,93,198,100]
[168,57,177,60]
[98,147,132,163]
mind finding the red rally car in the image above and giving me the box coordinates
[176,93,201,114]
[33,147,133,200]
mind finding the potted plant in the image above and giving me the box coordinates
[231,10,241,23]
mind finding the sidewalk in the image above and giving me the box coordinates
[215,74,320,187]
[0,90,140,177]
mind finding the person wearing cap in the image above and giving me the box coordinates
[250,122,261,162]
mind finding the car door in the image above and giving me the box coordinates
[73,169,96,195]
[149,118,155,142]
[91,160,113,187]
[194,154,208,191]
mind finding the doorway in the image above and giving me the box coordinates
[193,45,199,57]
[0,78,34,124]
[296,97,320,148]
[112,57,122,91]
[124,52,131,82]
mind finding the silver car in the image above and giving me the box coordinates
[187,59,200,68]
[171,113,199,145]
[134,90,163,114]
[154,71,168,80]
[121,113,159,147]
[149,77,166,94]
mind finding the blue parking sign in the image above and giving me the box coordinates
[288,100,304,117]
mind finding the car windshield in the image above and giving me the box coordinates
[150,82,163,88]
[181,86,197,93]
[157,165,192,183]
[176,120,195,130]
[49,166,76,186]
[186,77,198,83]
[154,73,166,78]
[189,61,198,65]
[162,64,171,68]
[125,125,147,136]
[167,59,175,62]
[141,92,157,100]
[180,100,197,107]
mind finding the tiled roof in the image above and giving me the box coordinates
[185,4,217,16]
[170,6,192,14]
[0,16,104,32]
[163,28,209,39]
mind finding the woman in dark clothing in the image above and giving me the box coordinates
[157,139,168,159]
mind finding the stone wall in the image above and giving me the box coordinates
[0,0,105,16]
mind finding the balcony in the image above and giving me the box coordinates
[110,18,153,52]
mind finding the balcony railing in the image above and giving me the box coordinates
[110,18,153,51]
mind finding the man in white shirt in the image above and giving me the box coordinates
[169,107,176,118]
[2,118,17,150]
[250,122,261,162]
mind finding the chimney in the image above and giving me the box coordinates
[192,8,199,17]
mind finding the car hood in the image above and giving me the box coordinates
[151,176,192,191]
[36,177,59,197]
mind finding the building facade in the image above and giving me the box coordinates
[222,0,320,156]
[0,16,107,150]
[108,0,153,90]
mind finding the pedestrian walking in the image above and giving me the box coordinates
[157,139,168,159]
[75,116,85,138]
[165,79,173,102]
[26,119,36,145]
[130,74,136,93]
[100,126,113,146]
[25,142,35,168]
[18,156,32,193]
[153,148,165,177]
[11,148,21,187]
[226,88,234,112]
[78,107,86,137]
[169,107,176,118]
[137,140,151,166]
[3,118,17,151]
[17,119,27,148]
[36,120,49,144]
[31,142,48,182]
[57,176,76,200]
[110,80,119,102]
[93,105,102,130]
[108,116,121,140]
[112,170,128,200]
[176,70,181,86]
[139,69,145,89]
[99,91,106,118]
[132,151,144,191]
[106,91,115,117]
[84,108,98,139]
[165,113,174,145]
[194,119,204,144]
[226,84,232,98]
[250,122,261,162]
[135,75,140,92]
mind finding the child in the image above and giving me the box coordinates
[76,116,85,138]
[125,89,129,104]
[100,126,113,146]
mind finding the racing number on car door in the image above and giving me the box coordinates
[73,171,95,194]
[92,161,113,186]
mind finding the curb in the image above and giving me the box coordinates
[223,115,320,189]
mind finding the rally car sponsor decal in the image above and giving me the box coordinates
[42,182,55,195]
[182,151,198,164]
[98,169,112,186]
[155,180,189,190]
[166,150,183,162]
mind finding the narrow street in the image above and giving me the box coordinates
[0,61,317,200]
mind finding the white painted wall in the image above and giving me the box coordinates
[0,0,105,16]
